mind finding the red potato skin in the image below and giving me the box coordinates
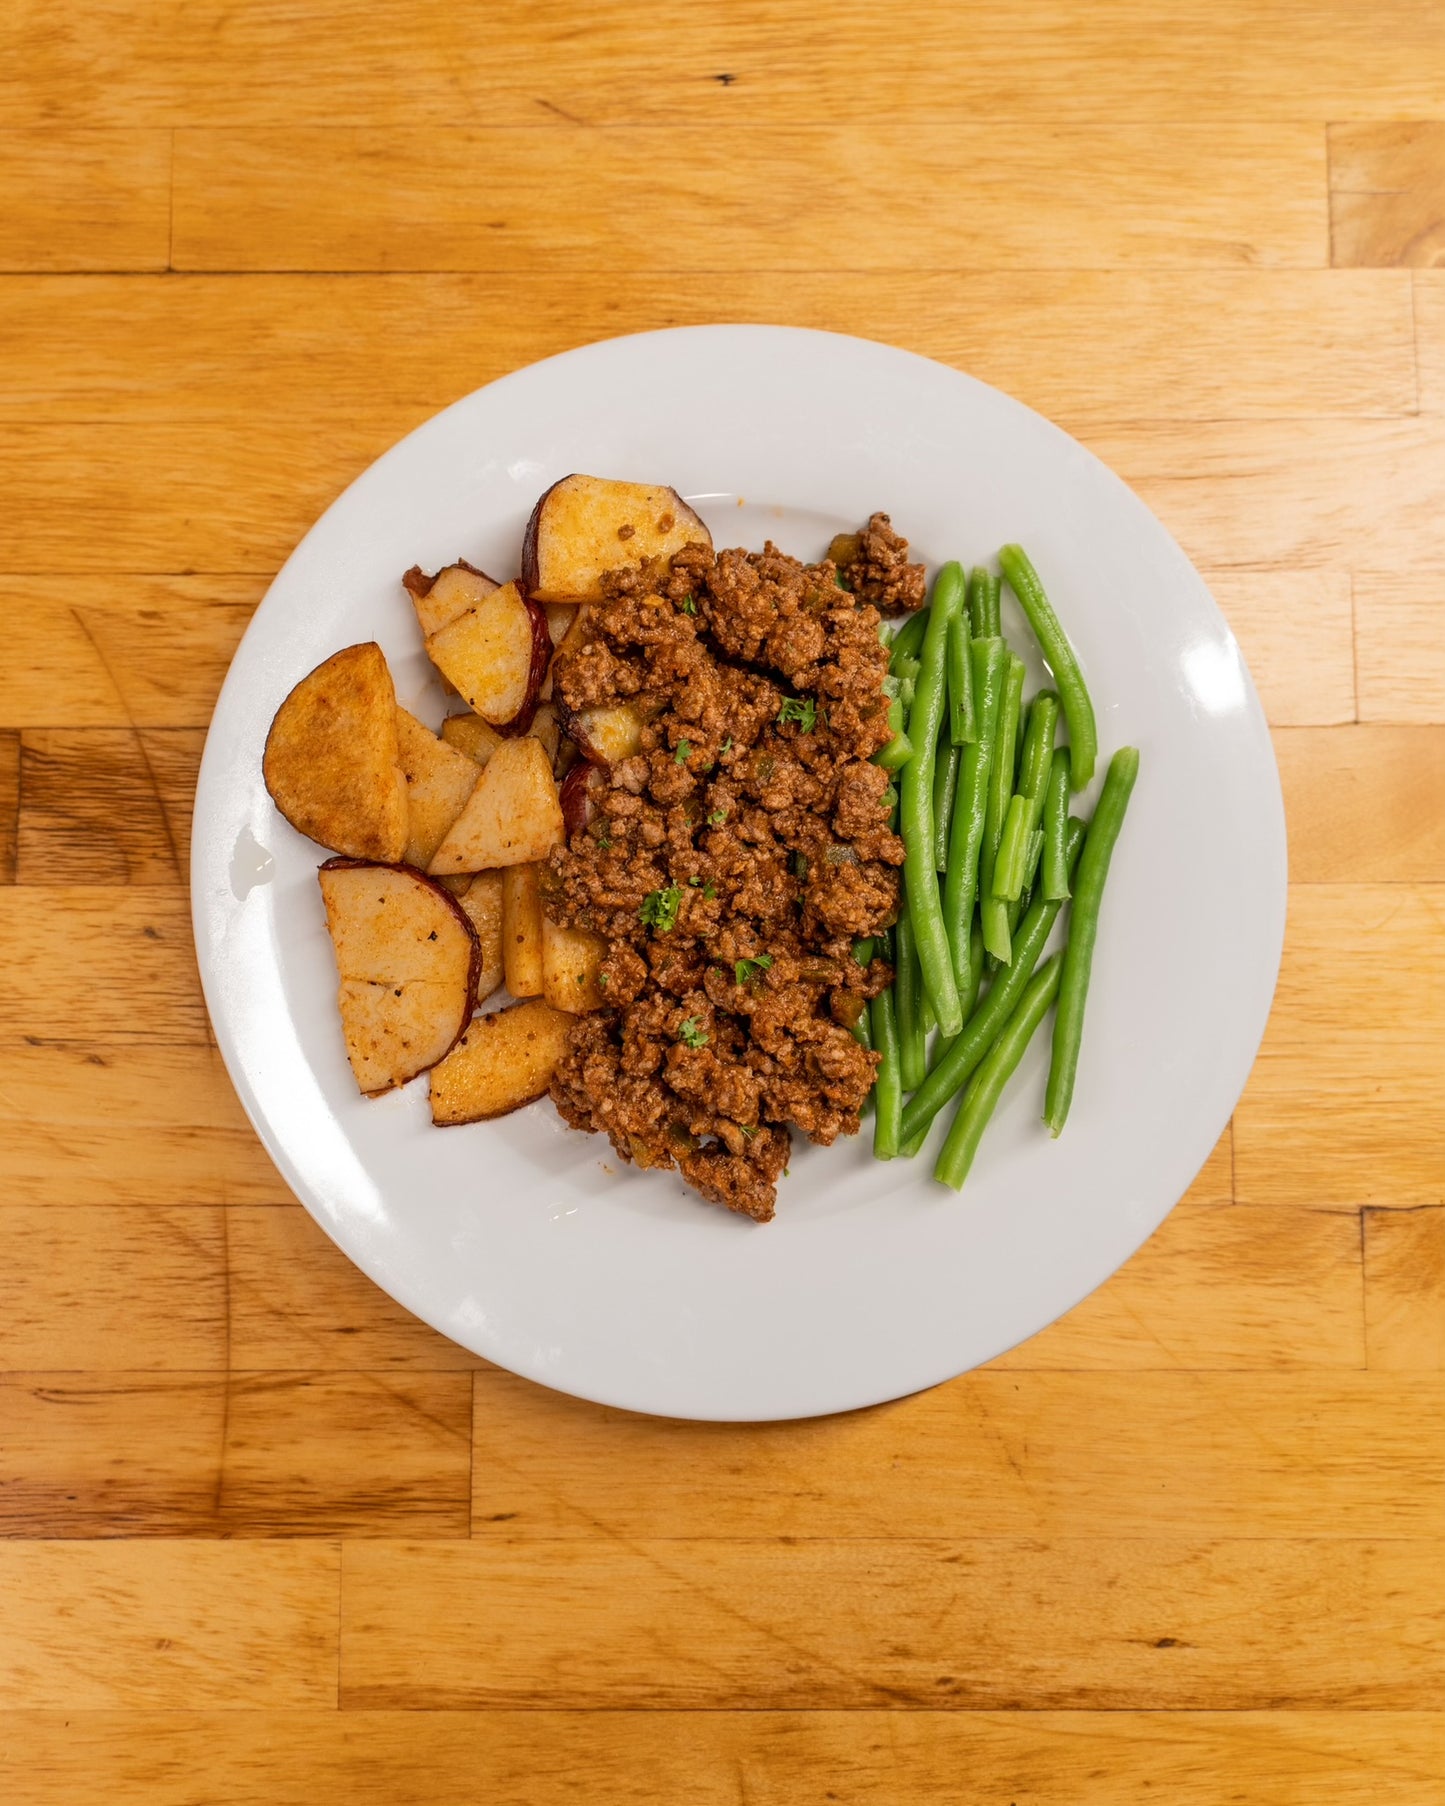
[559,759,602,838]
[401,557,501,601]
[519,481,554,599]
[497,595,554,737]
[317,856,483,1084]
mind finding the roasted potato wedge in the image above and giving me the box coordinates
[318,858,480,1095]
[501,863,545,998]
[522,474,711,601]
[430,998,575,1125]
[527,700,562,766]
[264,643,408,861]
[396,708,480,870]
[403,559,501,640]
[424,580,551,731]
[455,869,504,1004]
[559,759,604,839]
[561,698,652,768]
[439,712,505,767]
[427,736,564,874]
[542,914,605,1013]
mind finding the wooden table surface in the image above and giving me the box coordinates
[4,3,1445,1799]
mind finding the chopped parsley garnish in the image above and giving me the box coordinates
[708,807,727,826]
[703,881,717,899]
[734,954,774,985]
[678,1017,708,1049]
[595,828,612,849]
[675,739,691,764]
[687,875,702,886]
[719,736,733,756]
[680,593,697,615]
[639,885,684,933]
[737,1123,756,1140]
[777,695,817,731]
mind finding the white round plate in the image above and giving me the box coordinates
[193,326,1285,1422]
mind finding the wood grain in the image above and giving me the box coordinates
[0,1541,339,1706]
[0,1207,225,1368]
[0,891,208,1044]
[171,125,1326,273]
[1207,570,1356,727]
[0,728,17,881]
[7,1710,1445,1806]
[227,1206,486,1370]
[17,729,201,883]
[18,417,1445,578]
[0,133,170,272]
[0,271,1415,427]
[1275,726,1445,881]
[340,1536,1445,1708]
[1355,569,1445,723]
[1330,123,1445,267]
[0,1044,288,1206]
[1234,885,1445,1208]
[1365,1208,1445,1369]
[0,577,259,730]
[8,0,1445,126]
[1413,272,1445,413]
[0,1373,471,1536]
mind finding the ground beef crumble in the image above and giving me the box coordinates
[544,522,924,1222]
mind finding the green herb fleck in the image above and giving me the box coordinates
[678,1016,708,1049]
[703,881,716,899]
[719,736,733,756]
[777,695,817,732]
[596,828,612,850]
[680,593,697,616]
[639,885,684,933]
[688,875,702,887]
[734,954,774,985]
[708,807,727,826]
[675,739,691,764]
[790,850,809,880]
[738,1123,756,1140]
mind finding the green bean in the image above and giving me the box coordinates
[1045,745,1140,1136]
[992,793,1033,902]
[894,898,927,1092]
[1040,747,1072,901]
[1007,828,1046,938]
[935,953,1064,1190]
[870,982,903,1159]
[959,913,986,1027]
[941,636,1005,998]
[872,685,913,771]
[889,608,929,669]
[932,729,961,872]
[850,1005,873,1051]
[902,563,966,1038]
[969,566,1001,639]
[947,614,977,745]
[899,818,1085,1147]
[979,653,1026,963]
[993,690,1060,899]
[998,544,1098,790]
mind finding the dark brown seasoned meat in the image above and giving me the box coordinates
[546,519,919,1222]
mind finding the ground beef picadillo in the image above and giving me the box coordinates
[544,515,926,1222]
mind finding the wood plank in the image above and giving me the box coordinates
[0,271,1415,427]
[0,890,209,1044]
[227,1205,485,1369]
[0,132,170,272]
[0,1206,224,1368]
[0,1541,338,1707]
[7,0,1445,125]
[1205,569,1356,727]
[171,124,1325,272]
[1274,726,1445,881]
[0,1044,288,1206]
[17,728,202,883]
[7,1710,1445,1806]
[1413,271,1445,414]
[16,416,1445,579]
[1329,123,1445,267]
[0,728,17,881]
[0,577,259,730]
[1365,1208,1445,1370]
[341,1536,1445,1708]
[1355,569,1445,724]
[1234,885,1445,1208]
[0,1373,471,1536]
[1087,416,1445,572]
[467,1372,1445,1545]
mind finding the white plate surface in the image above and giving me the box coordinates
[192,325,1286,1421]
